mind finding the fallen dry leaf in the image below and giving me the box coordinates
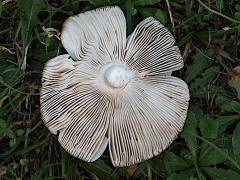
[228,66,240,89]
[127,164,139,177]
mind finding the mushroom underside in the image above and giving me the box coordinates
[40,55,189,167]
[40,6,189,167]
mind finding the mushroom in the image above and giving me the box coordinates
[40,6,190,167]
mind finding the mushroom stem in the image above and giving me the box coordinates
[104,64,133,88]
[97,63,135,93]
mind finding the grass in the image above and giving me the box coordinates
[1,0,240,179]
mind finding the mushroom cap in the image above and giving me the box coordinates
[40,6,190,167]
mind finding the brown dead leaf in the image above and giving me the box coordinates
[228,66,240,88]
[127,164,139,177]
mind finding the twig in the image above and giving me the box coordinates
[21,43,30,71]
[0,46,15,54]
[165,0,175,33]
[183,39,192,61]
[42,26,61,40]
[9,110,40,129]
[196,0,240,24]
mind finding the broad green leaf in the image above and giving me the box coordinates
[132,161,148,179]
[167,168,196,180]
[190,106,204,123]
[163,152,191,172]
[0,119,6,128]
[235,12,240,20]
[167,173,189,180]
[138,7,167,25]
[216,115,239,133]
[60,147,79,179]
[199,116,218,139]
[190,66,219,92]
[20,158,29,166]
[195,134,240,170]
[181,109,198,161]
[215,95,240,112]
[236,5,240,11]
[216,0,224,11]
[199,142,227,166]
[190,85,220,99]
[9,139,17,147]
[151,156,168,176]
[16,129,25,137]
[184,51,213,83]
[203,167,240,180]
[0,128,14,138]
[82,159,118,179]
[232,121,240,165]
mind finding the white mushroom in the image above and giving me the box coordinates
[40,6,190,167]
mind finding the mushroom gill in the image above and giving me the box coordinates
[40,6,190,167]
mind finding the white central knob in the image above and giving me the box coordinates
[104,65,133,88]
